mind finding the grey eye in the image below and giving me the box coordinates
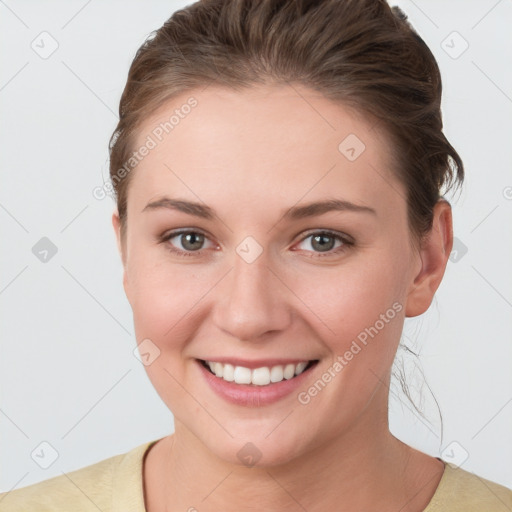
[174,232,206,251]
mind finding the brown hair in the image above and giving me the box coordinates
[109,0,464,249]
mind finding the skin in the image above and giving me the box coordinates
[112,83,452,511]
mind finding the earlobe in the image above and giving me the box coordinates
[405,199,453,318]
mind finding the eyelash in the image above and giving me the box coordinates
[158,228,354,259]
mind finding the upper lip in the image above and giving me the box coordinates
[198,358,316,369]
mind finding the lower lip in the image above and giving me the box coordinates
[196,359,318,407]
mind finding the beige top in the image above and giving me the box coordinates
[1,438,511,511]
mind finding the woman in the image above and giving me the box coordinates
[1,0,510,510]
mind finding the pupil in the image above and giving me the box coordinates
[313,234,334,252]
[183,233,203,250]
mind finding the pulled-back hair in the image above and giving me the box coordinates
[109,0,464,250]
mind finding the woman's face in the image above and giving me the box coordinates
[113,83,437,466]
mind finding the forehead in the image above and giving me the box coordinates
[127,83,405,220]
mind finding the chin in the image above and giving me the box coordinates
[205,434,309,468]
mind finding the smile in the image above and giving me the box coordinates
[199,359,317,386]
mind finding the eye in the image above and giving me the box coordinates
[293,230,354,258]
[159,229,216,257]
[159,228,354,259]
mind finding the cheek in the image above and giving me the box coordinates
[291,256,407,349]
[126,258,208,402]
[127,251,216,346]
[291,261,406,414]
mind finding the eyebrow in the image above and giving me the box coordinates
[142,197,377,220]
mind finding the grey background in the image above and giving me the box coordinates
[1,0,511,492]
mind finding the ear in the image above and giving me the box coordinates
[111,210,129,295]
[405,199,453,317]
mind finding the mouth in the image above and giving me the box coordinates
[198,359,319,386]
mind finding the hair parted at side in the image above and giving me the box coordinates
[109,0,464,250]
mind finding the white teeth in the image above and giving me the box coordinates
[283,364,296,380]
[222,363,235,382]
[233,366,252,384]
[295,362,308,375]
[214,362,223,378]
[251,367,270,386]
[204,360,312,386]
[270,365,284,383]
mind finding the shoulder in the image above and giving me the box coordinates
[425,461,512,511]
[0,440,159,512]
[0,453,120,512]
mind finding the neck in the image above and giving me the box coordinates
[145,384,443,512]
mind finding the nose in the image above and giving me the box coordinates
[211,249,293,342]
